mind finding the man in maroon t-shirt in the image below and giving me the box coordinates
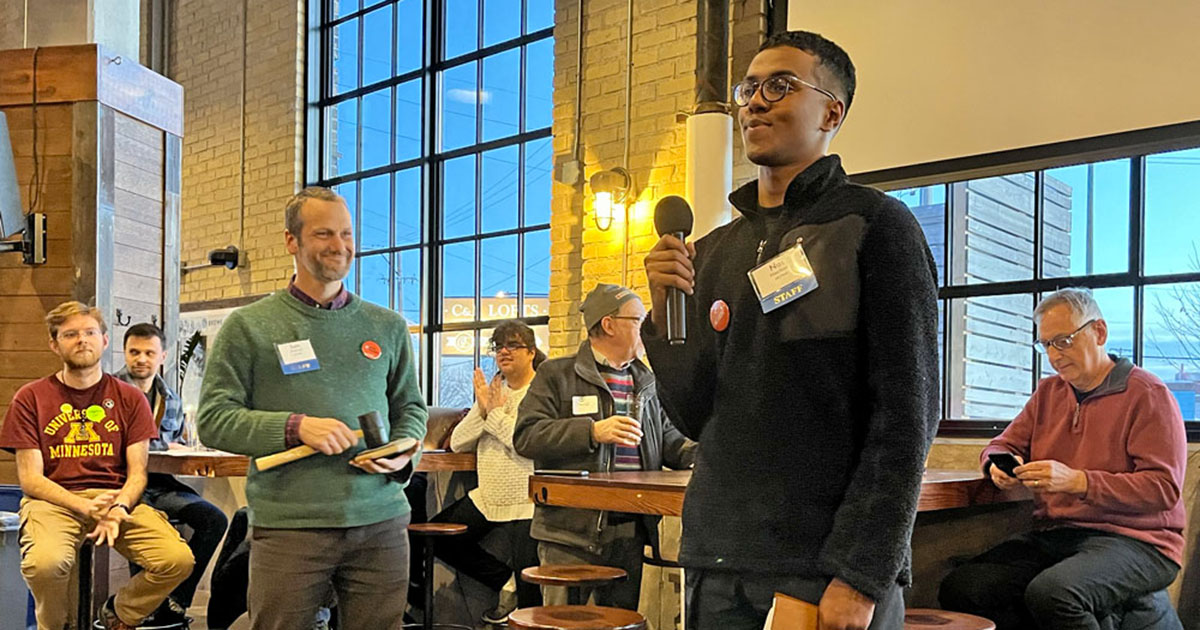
[0,301,193,630]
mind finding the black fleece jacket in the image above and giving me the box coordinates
[641,155,940,601]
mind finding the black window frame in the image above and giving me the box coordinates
[853,120,1200,440]
[306,0,554,405]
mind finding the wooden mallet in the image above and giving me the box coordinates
[254,429,364,471]
[254,411,388,471]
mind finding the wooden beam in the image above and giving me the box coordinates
[0,44,183,137]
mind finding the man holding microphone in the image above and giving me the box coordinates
[642,31,940,629]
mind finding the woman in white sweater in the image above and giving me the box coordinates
[432,320,545,624]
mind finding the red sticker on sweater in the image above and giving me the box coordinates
[361,340,381,360]
[710,300,730,332]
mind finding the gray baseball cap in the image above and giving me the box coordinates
[580,283,640,330]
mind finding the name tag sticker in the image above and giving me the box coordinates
[748,239,818,314]
[276,339,321,375]
[572,395,599,415]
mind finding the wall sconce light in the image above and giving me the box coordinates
[589,167,630,231]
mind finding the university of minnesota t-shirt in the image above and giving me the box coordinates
[0,374,157,490]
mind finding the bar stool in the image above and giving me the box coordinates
[80,541,115,629]
[520,564,628,605]
[404,522,473,630]
[508,605,646,630]
[78,540,95,628]
[904,608,996,630]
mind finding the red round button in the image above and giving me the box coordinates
[710,300,730,332]
[361,340,381,360]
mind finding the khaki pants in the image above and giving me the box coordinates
[19,489,195,629]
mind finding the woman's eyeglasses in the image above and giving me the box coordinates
[489,341,530,354]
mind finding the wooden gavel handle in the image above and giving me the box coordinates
[254,429,364,471]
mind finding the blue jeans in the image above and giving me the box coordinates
[141,476,229,608]
[939,527,1181,630]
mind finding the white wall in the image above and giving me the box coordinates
[788,1,1200,174]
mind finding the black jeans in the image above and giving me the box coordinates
[430,495,542,608]
[141,476,229,607]
[939,527,1181,630]
[684,569,904,630]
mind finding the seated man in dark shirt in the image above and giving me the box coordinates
[116,322,228,625]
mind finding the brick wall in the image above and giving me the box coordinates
[169,0,304,304]
[165,0,762,318]
[548,0,765,356]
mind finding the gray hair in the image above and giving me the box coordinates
[285,186,345,237]
[1034,288,1103,325]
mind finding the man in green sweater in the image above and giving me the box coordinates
[198,186,428,630]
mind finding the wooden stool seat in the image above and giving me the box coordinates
[407,522,468,536]
[521,564,628,588]
[904,608,996,630]
[508,605,646,630]
[403,522,472,630]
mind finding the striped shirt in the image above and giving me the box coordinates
[598,364,641,470]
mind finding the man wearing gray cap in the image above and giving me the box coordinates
[514,283,696,610]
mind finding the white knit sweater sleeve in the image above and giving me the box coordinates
[482,384,528,452]
[449,403,485,453]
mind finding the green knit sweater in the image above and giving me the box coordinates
[197,290,427,528]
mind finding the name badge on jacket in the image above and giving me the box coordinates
[572,395,599,415]
[276,339,320,375]
[748,239,818,314]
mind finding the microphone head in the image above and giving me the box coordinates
[654,195,694,237]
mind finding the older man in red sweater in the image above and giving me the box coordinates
[940,288,1186,630]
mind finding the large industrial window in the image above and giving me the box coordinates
[871,131,1200,437]
[310,0,554,405]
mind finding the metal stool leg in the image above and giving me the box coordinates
[402,536,471,630]
[78,541,93,628]
[423,538,434,630]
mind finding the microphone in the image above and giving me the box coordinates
[653,196,694,345]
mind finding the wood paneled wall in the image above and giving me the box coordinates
[0,45,182,482]
[0,103,76,421]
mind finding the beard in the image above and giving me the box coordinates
[303,250,351,283]
[62,349,101,370]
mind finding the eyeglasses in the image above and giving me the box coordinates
[1033,319,1097,354]
[489,341,530,354]
[732,74,838,107]
[57,329,102,341]
[609,315,646,326]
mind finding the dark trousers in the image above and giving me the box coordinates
[684,569,904,630]
[939,528,1181,630]
[430,495,542,608]
[140,476,229,607]
[248,514,411,630]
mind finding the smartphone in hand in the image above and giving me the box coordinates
[988,452,1021,477]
